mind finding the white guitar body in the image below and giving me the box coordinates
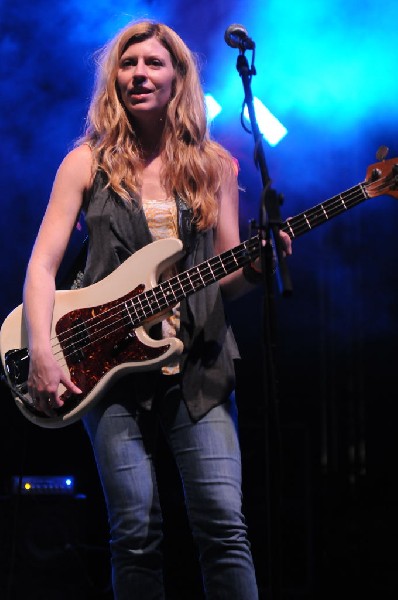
[0,238,185,429]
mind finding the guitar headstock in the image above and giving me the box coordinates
[365,157,398,200]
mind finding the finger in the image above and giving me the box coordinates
[50,378,83,408]
[282,233,292,255]
[60,374,83,396]
[32,396,42,411]
[43,398,55,415]
[33,396,54,416]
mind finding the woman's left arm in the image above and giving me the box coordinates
[213,162,292,301]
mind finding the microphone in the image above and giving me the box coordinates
[224,24,255,50]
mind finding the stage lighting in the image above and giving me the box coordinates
[205,94,222,122]
[244,97,287,146]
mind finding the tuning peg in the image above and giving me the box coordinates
[376,146,389,161]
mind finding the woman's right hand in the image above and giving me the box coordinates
[28,348,82,416]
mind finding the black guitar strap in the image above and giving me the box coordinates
[175,195,197,254]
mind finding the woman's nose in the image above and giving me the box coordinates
[132,59,148,79]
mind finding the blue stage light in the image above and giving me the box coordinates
[205,94,222,122]
[244,98,288,146]
[205,92,287,146]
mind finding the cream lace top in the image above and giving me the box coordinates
[142,197,180,375]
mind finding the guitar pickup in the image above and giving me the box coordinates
[112,331,137,356]
[67,317,89,364]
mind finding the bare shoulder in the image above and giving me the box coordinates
[63,143,93,164]
[56,144,94,190]
[218,153,239,203]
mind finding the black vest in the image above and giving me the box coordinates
[81,171,240,421]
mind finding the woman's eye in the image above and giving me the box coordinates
[121,59,136,68]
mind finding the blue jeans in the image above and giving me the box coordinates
[83,375,258,599]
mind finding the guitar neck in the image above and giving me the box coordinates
[281,182,367,239]
[129,181,369,324]
[132,236,261,325]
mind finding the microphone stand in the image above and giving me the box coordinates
[234,48,293,599]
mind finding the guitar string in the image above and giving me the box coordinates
[50,237,261,368]
[49,181,375,366]
[51,183,365,352]
[47,177,390,369]
[50,236,262,357]
[283,184,362,237]
[49,181,377,366]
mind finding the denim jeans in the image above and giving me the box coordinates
[83,375,258,600]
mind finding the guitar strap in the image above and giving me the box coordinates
[60,236,88,290]
[176,195,196,254]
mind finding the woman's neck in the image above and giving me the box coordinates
[133,114,166,160]
[140,142,161,162]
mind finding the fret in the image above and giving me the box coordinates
[359,183,368,199]
[338,194,348,210]
[281,183,368,239]
[152,289,168,314]
[196,267,206,287]
[207,262,216,280]
[124,301,136,325]
[213,255,228,277]
[284,220,295,238]
[186,269,202,292]
[161,280,178,303]
[145,288,162,315]
[132,294,148,323]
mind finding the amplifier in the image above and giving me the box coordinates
[12,475,75,495]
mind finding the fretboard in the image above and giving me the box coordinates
[128,236,260,325]
[282,182,368,239]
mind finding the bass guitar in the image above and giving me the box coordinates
[1,157,397,428]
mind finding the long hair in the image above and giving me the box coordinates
[77,20,235,230]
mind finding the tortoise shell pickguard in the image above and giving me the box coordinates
[55,285,170,400]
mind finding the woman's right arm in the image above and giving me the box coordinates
[23,144,93,415]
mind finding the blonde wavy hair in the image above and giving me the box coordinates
[77,20,236,230]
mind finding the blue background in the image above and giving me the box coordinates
[1,1,398,597]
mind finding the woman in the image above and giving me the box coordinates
[23,20,292,599]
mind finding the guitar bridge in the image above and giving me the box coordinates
[4,348,30,389]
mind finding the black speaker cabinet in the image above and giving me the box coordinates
[0,494,97,599]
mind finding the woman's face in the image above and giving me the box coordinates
[117,36,175,122]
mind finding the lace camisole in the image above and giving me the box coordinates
[142,197,180,375]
